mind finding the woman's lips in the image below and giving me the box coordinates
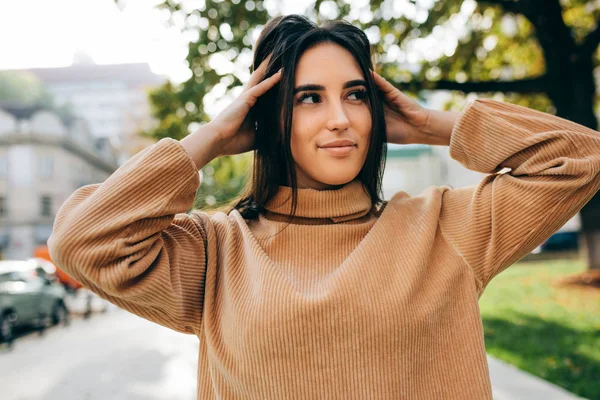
[318,145,356,156]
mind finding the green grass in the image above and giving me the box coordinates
[479,259,600,400]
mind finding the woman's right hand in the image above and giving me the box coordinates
[207,58,281,157]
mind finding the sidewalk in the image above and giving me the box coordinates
[62,291,587,399]
[488,355,586,400]
[63,288,110,316]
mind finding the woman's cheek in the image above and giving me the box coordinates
[357,104,372,133]
[290,116,312,163]
[292,109,318,145]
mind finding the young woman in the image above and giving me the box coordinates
[48,15,600,400]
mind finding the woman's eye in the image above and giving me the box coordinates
[348,90,367,101]
[298,93,321,104]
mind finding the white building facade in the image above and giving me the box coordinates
[23,62,164,164]
[381,143,580,233]
[382,145,444,199]
[0,108,118,260]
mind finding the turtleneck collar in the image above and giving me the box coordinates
[263,180,373,223]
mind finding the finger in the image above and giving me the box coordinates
[371,70,416,105]
[371,70,397,95]
[244,55,273,92]
[244,69,282,105]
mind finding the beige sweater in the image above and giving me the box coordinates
[48,100,600,399]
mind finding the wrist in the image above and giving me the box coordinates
[180,124,222,170]
[423,109,460,146]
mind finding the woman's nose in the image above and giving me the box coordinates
[326,101,350,131]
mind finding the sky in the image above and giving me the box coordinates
[0,0,480,117]
[0,0,471,85]
[0,0,191,82]
[0,0,330,83]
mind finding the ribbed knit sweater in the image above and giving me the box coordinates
[48,99,600,399]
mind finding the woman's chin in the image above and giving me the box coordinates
[311,171,360,187]
[295,159,363,189]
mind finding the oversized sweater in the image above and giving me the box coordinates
[47,99,600,399]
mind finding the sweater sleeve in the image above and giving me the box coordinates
[439,99,600,293]
[47,138,209,334]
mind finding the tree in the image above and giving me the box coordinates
[125,0,600,269]
[0,70,54,107]
[0,70,76,124]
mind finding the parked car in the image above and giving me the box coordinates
[0,259,70,344]
[541,231,579,252]
[532,214,581,254]
[34,245,83,291]
[33,246,111,316]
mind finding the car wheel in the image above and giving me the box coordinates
[52,302,70,327]
[0,313,14,345]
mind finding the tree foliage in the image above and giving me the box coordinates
[140,0,599,132]
[0,70,76,124]
[0,71,54,108]
[123,0,600,220]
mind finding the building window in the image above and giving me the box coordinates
[41,196,52,217]
[38,155,54,178]
[0,197,5,216]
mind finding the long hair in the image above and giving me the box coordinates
[225,14,387,220]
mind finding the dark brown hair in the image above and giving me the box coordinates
[227,14,387,219]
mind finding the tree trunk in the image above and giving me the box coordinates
[580,231,600,270]
[579,194,600,270]
[547,51,600,270]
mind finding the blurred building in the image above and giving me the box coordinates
[19,59,165,164]
[382,144,580,234]
[382,145,444,199]
[0,106,119,260]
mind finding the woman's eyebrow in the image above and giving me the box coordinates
[343,79,367,89]
[294,84,325,93]
[293,79,367,94]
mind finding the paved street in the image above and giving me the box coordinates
[0,307,198,400]
[0,306,584,400]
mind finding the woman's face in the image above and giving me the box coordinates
[290,42,372,190]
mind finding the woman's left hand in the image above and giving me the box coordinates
[372,71,460,146]
[371,71,431,145]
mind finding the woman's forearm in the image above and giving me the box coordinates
[422,109,461,146]
[48,138,205,333]
[180,124,222,170]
